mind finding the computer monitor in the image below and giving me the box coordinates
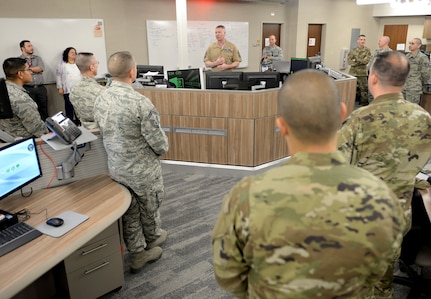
[0,78,13,120]
[242,72,281,90]
[136,65,164,77]
[205,72,243,90]
[307,55,322,70]
[0,137,42,200]
[290,58,308,73]
[166,68,204,89]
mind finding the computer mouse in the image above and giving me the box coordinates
[46,217,64,227]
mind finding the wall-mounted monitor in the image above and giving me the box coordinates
[307,55,322,70]
[0,137,42,200]
[136,65,164,76]
[205,72,244,90]
[290,58,308,74]
[242,72,281,90]
[167,68,204,89]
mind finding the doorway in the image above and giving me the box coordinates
[307,24,322,57]
[383,24,408,52]
[262,23,282,52]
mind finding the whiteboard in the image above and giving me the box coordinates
[0,18,108,84]
[147,20,248,70]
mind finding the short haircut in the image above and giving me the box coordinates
[3,57,27,79]
[358,34,366,38]
[370,51,409,87]
[19,40,30,49]
[278,70,341,144]
[62,47,76,63]
[108,51,135,79]
[413,37,422,46]
[76,52,94,73]
[216,25,226,30]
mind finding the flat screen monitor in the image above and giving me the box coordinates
[0,78,13,120]
[166,68,204,89]
[136,65,164,77]
[205,72,243,90]
[307,55,321,70]
[0,137,42,200]
[290,58,308,73]
[242,72,281,90]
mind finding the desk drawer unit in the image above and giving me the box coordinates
[64,222,124,299]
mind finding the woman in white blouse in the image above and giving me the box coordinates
[56,47,81,124]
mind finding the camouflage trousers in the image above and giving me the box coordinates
[117,176,165,254]
[402,90,422,104]
[357,76,369,106]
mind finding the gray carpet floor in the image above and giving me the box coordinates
[100,170,428,299]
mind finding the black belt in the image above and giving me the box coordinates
[24,84,43,88]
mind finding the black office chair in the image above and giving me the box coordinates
[393,188,431,299]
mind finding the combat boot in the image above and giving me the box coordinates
[147,229,168,249]
[130,246,162,274]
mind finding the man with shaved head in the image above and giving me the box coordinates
[212,69,405,298]
[338,51,431,298]
[94,51,169,274]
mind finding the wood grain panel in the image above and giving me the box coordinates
[254,90,278,118]
[227,119,254,166]
[254,117,276,166]
[160,115,174,160]
[227,93,254,118]
[273,123,289,160]
[172,116,227,164]
[335,78,357,117]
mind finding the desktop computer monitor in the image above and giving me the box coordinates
[307,55,321,70]
[290,58,308,73]
[242,72,281,90]
[136,65,164,77]
[166,68,204,89]
[0,137,42,200]
[205,72,243,90]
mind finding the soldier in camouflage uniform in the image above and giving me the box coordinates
[261,35,283,71]
[94,51,169,274]
[348,34,371,106]
[338,51,431,298]
[402,38,430,104]
[212,69,406,299]
[70,52,105,130]
[367,36,392,102]
[0,58,47,139]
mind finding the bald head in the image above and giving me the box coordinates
[278,70,341,145]
[108,51,136,79]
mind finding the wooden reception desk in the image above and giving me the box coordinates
[138,75,356,167]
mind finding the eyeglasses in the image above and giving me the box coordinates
[17,69,31,74]
[92,61,100,65]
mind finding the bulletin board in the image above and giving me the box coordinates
[0,18,108,83]
[146,20,249,70]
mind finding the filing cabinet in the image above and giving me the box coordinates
[63,222,124,299]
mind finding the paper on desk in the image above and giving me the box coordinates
[144,71,160,76]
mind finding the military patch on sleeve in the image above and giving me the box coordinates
[148,110,160,128]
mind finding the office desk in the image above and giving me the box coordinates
[0,175,131,299]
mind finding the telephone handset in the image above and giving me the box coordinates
[46,111,82,144]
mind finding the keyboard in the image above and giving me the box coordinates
[0,222,42,257]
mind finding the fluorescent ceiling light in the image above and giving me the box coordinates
[356,0,391,4]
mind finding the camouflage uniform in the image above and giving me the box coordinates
[402,51,430,104]
[69,76,105,130]
[94,80,168,254]
[204,40,242,72]
[0,81,47,138]
[337,92,431,298]
[348,46,371,106]
[212,151,406,299]
[261,45,283,71]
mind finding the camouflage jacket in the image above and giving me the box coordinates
[348,46,371,76]
[94,80,168,183]
[338,92,431,221]
[0,81,47,138]
[403,51,430,94]
[70,76,105,130]
[212,151,405,299]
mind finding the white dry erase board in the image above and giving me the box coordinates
[146,20,249,70]
[0,18,108,84]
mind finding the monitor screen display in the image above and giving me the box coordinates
[307,55,321,70]
[167,68,204,89]
[0,137,42,200]
[290,58,308,73]
[205,72,243,90]
[136,65,164,77]
[242,72,281,90]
